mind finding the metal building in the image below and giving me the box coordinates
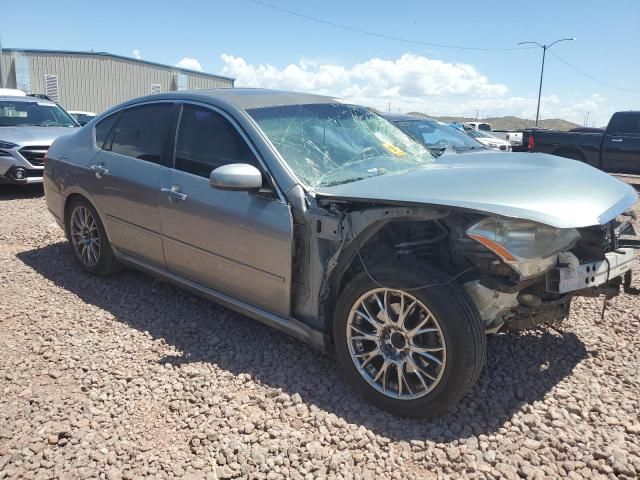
[0,48,234,114]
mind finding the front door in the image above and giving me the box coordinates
[601,113,640,174]
[159,103,293,317]
[90,102,175,267]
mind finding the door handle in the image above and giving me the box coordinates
[161,186,188,201]
[611,138,623,143]
[90,164,109,178]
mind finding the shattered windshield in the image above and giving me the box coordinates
[247,103,435,187]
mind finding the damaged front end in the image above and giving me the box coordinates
[291,187,638,339]
[459,213,639,332]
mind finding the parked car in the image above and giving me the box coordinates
[463,127,512,151]
[68,110,98,126]
[492,130,524,147]
[382,113,488,156]
[0,94,79,184]
[464,121,492,132]
[44,89,638,417]
[525,111,640,173]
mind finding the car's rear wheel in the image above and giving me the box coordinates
[65,197,119,276]
[333,264,485,418]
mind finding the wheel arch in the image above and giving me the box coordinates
[553,147,585,162]
[63,190,111,242]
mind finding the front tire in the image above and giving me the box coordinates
[65,197,120,276]
[333,264,485,418]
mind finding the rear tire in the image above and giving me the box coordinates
[333,264,486,418]
[65,197,120,276]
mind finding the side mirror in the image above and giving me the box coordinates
[210,163,263,192]
[78,120,88,126]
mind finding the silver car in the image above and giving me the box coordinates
[44,89,639,417]
[0,95,78,184]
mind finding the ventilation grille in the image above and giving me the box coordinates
[44,74,59,102]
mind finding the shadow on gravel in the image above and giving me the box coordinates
[18,242,588,442]
[0,184,44,200]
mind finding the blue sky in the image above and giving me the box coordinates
[4,0,639,125]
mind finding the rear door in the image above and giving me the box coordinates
[601,113,640,173]
[159,102,293,317]
[90,102,175,267]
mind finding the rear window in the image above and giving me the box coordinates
[0,100,77,127]
[609,114,640,135]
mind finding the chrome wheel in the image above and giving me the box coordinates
[346,288,447,400]
[70,205,101,267]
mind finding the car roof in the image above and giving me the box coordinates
[0,95,57,105]
[68,110,97,115]
[131,88,341,111]
[381,113,436,122]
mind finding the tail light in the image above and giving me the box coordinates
[528,134,535,152]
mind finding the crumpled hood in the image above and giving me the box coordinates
[315,152,638,228]
[0,126,77,146]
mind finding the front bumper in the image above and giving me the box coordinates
[0,150,45,184]
[546,248,636,294]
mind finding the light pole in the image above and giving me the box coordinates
[518,37,575,126]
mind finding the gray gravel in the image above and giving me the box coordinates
[1,179,639,479]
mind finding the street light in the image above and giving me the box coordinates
[518,37,575,126]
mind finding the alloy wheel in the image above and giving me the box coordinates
[346,288,447,400]
[70,205,101,267]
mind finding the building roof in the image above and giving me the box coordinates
[2,48,234,83]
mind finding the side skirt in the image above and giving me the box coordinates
[112,247,329,352]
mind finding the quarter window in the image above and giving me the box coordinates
[174,104,259,178]
[110,103,173,165]
[94,112,120,149]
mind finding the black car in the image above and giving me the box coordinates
[382,113,488,156]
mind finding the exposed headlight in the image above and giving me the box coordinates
[0,141,19,150]
[467,217,580,278]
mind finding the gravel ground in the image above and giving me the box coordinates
[1,179,639,480]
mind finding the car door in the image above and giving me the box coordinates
[601,113,640,173]
[89,102,175,267]
[159,103,293,317]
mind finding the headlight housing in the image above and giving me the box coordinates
[467,217,580,278]
[0,141,18,150]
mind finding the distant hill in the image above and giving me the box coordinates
[405,113,580,131]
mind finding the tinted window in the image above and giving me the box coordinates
[610,114,640,135]
[174,104,258,178]
[95,113,119,149]
[111,103,173,164]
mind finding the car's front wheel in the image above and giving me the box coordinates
[333,265,485,418]
[65,197,120,276]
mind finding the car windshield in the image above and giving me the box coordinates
[395,119,484,153]
[248,103,435,187]
[0,100,77,127]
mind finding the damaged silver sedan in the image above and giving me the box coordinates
[43,89,639,417]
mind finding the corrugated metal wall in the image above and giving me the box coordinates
[0,51,233,114]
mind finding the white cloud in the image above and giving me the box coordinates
[176,57,202,72]
[132,49,141,60]
[220,53,611,125]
